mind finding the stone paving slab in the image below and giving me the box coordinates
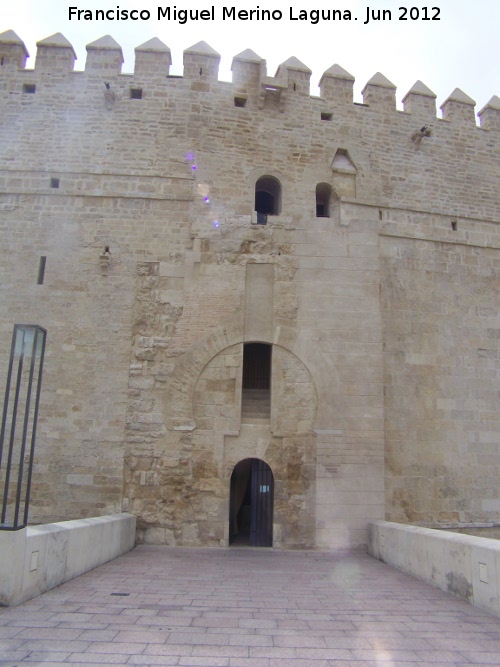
[1,546,500,666]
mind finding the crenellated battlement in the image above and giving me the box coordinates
[1,29,500,132]
[0,17,499,556]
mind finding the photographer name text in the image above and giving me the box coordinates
[68,5,442,25]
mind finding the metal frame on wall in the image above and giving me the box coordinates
[0,325,47,530]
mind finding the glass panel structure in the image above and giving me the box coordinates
[0,325,47,530]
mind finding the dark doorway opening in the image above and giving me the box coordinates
[241,343,271,423]
[229,458,274,547]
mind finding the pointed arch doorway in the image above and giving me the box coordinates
[229,458,274,547]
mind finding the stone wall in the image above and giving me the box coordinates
[381,216,500,525]
[0,30,498,548]
[124,255,318,547]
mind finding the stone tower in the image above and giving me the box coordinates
[0,30,499,549]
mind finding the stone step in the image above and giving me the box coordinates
[242,388,270,394]
[242,400,270,408]
[241,403,270,414]
[242,412,271,420]
[241,416,270,425]
[242,397,270,403]
[241,388,271,423]
[242,408,270,418]
[242,403,270,411]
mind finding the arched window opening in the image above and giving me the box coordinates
[316,183,332,218]
[255,176,281,224]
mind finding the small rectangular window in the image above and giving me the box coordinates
[37,257,46,285]
[23,84,36,94]
[234,96,247,108]
[50,178,59,189]
[321,112,332,121]
[130,88,143,99]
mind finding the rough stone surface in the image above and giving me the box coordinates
[0,33,499,550]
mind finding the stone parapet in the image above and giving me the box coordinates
[369,521,500,617]
[440,87,477,125]
[35,32,76,73]
[0,29,29,70]
[134,37,171,77]
[361,72,397,111]
[183,40,221,84]
[402,79,437,117]
[0,514,136,606]
[319,64,355,105]
[0,31,498,134]
[478,95,500,131]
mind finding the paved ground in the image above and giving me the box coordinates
[1,546,500,666]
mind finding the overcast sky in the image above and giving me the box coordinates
[3,0,500,113]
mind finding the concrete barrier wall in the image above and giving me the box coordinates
[369,520,500,617]
[0,513,136,607]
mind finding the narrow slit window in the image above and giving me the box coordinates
[37,256,46,285]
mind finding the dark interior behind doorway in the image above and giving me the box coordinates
[229,458,274,547]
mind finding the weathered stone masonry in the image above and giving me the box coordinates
[0,29,498,549]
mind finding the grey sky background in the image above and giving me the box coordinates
[3,0,500,113]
